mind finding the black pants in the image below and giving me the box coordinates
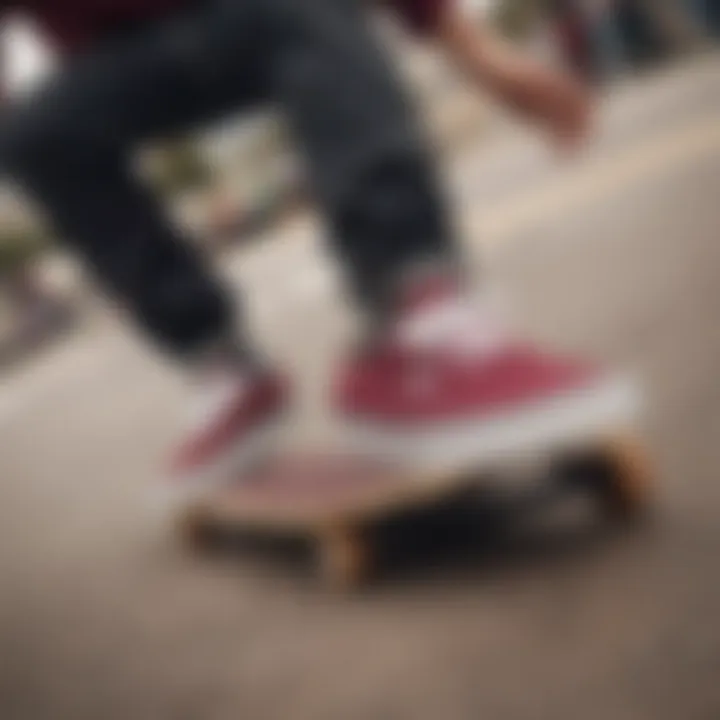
[0,0,453,355]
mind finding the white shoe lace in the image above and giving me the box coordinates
[186,371,250,435]
[397,294,512,359]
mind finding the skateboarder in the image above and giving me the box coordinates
[0,0,636,494]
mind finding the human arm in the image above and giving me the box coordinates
[385,0,593,148]
[435,3,593,148]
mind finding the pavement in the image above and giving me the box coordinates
[2,52,720,720]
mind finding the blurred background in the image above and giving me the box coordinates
[1,1,720,718]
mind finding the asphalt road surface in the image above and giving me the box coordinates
[1,53,720,720]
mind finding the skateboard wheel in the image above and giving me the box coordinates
[317,526,371,591]
[177,505,217,550]
[581,438,653,521]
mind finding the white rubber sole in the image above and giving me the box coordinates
[341,373,642,476]
[151,420,284,513]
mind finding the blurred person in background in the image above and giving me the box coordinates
[686,0,720,37]
[0,0,636,495]
[707,0,720,35]
[612,0,683,66]
[548,0,628,83]
[548,0,597,80]
[637,0,706,54]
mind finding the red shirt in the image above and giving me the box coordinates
[382,0,448,35]
[1,0,450,53]
[1,1,188,51]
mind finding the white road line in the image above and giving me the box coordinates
[473,113,720,248]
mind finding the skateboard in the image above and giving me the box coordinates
[176,433,652,590]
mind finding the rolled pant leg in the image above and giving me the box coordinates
[258,0,457,311]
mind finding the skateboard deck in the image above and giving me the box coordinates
[178,435,651,590]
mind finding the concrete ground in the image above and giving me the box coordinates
[1,54,720,720]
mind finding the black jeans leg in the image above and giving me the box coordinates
[0,2,267,355]
[259,0,456,311]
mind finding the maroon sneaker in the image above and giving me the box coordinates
[334,275,640,469]
[166,366,288,502]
